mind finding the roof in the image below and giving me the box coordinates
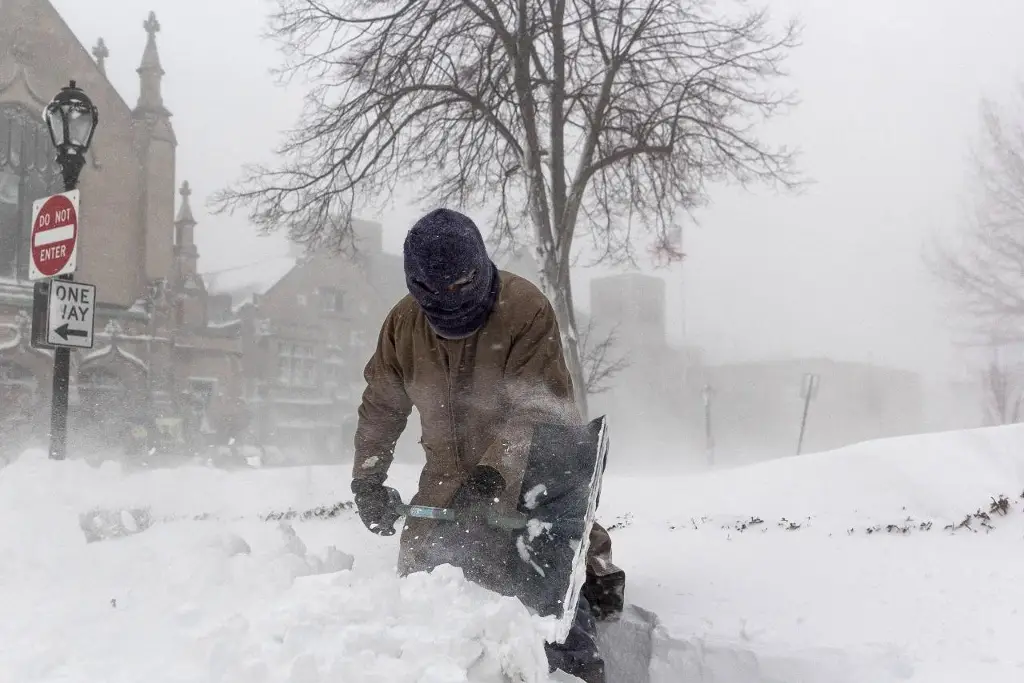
[203,256,297,302]
[203,239,544,308]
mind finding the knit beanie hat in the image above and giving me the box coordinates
[403,209,500,339]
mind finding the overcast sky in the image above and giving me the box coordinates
[50,0,1024,383]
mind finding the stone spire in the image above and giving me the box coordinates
[92,38,109,75]
[173,180,203,331]
[176,181,196,227]
[134,10,175,284]
[175,181,197,249]
[135,11,168,115]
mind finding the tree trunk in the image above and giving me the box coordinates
[537,254,589,420]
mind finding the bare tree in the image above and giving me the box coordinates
[578,320,629,395]
[981,345,1024,426]
[213,0,800,417]
[934,87,1024,345]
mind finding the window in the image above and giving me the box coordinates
[296,294,308,306]
[188,378,216,410]
[319,287,342,313]
[0,105,62,280]
[277,342,316,386]
[323,349,345,388]
[188,378,217,432]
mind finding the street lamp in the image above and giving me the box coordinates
[43,80,99,192]
[42,80,99,460]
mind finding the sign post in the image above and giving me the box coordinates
[701,383,715,467]
[39,80,99,461]
[796,372,820,456]
[29,189,86,461]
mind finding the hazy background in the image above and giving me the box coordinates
[51,0,1024,395]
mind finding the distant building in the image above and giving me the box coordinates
[0,2,243,459]
[583,272,929,466]
[205,220,404,462]
[589,273,668,349]
[586,272,690,457]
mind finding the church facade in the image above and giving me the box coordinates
[0,0,245,461]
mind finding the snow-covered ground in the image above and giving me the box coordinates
[2,425,1023,682]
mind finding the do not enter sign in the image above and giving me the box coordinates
[29,189,79,281]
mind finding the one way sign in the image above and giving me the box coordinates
[47,280,96,349]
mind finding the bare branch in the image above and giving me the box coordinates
[577,318,630,395]
[932,86,1024,344]
[211,0,801,416]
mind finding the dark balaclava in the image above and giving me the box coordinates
[403,209,500,339]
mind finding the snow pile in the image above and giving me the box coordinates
[0,451,556,683]
[5,425,1024,681]
[597,424,1024,682]
[0,447,388,520]
[601,425,1024,531]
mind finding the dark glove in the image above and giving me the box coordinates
[351,478,401,536]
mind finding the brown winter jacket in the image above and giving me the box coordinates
[353,271,583,573]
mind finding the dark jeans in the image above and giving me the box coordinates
[545,592,606,683]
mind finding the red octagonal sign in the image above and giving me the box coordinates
[29,189,79,281]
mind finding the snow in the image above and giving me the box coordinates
[80,343,149,371]
[597,425,1024,682]
[523,483,547,510]
[0,452,555,683]
[2,424,1024,681]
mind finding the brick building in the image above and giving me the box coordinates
[0,1,244,460]
[205,221,405,463]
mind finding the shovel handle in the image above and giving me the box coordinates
[395,503,457,522]
[388,490,530,531]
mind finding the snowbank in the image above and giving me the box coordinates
[599,424,1024,529]
[0,451,556,683]
[597,425,1024,682]
[4,425,1024,681]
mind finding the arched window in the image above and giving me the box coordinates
[0,104,62,279]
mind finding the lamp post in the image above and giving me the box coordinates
[42,80,99,460]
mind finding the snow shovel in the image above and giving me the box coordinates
[510,415,610,643]
[387,416,610,644]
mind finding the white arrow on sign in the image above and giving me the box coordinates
[46,280,97,349]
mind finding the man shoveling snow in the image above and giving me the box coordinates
[350,208,624,683]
